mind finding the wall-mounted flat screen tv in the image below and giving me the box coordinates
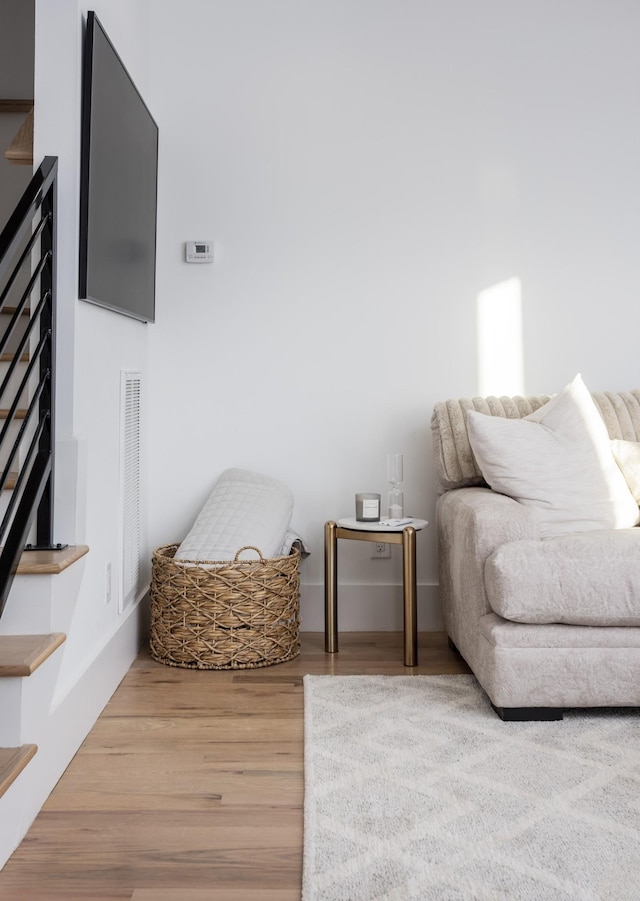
[79,11,158,323]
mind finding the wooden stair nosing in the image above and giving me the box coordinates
[2,472,17,491]
[5,106,33,165]
[0,100,34,114]
[0,633,66,677]
[0,353,28,363]
[0,307,30,318]
[0,745,37,799]
[16,544,89,575]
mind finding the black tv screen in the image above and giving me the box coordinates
[79,11,158,323]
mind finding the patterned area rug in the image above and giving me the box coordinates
[302,674,640,900]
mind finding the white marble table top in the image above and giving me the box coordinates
[336,517,428,532]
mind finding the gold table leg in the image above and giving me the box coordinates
[402,526,417,667]
[324,520,338,653]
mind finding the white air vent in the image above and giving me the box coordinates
[120,371,141,612]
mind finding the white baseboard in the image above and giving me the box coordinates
[300,582,443,632]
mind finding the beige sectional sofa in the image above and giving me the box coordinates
[431,381,640,720]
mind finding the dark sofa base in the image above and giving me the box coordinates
[491,703,564,722]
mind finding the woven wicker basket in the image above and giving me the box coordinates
[149,543,301,669]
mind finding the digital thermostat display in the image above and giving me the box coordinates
[185,241,214,263]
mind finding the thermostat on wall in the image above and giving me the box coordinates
[185,241,214,263]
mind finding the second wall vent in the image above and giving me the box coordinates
[120,370,142,612]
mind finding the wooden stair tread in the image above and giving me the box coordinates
[0,307,30,317]
[0,633,65,677]
[17,544,89,575]
[0,100,33,114]
[0,745,37,798]
[5,106,33,165]
[1,310,30,317]
[0,352,28,363]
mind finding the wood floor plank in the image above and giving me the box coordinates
[132,891,300,900]
[0,631,470,900]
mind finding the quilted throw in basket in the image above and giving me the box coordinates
[174,468,294,561]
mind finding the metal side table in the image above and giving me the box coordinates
[324,517,428,667]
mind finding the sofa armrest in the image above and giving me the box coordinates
[436,486,539,662]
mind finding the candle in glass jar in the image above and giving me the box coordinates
[355,493,381,522]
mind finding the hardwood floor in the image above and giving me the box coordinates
[0,632,470,901]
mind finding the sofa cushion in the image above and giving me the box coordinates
[432,387,640,495]
[430,394,551,492]
[466,374,640,538]
[485,529,640,626]
[612,439,640,505]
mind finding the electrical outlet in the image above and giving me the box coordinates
[105,562,112,604]
[372,542,391,559]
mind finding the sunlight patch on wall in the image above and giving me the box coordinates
[477,277,524,396]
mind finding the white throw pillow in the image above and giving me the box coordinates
[466,374,640,537]
[611,439,640,505]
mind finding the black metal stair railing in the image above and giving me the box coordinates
[0,156,60,617]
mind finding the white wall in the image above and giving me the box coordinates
[147,0,640,631]
[33,0,151,687]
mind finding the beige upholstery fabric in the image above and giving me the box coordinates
[485,529,640,625]
[431,388,640,494]
[477,614,640,708]
[479,612,640,649]
[612,439,640,504]
[436,488,539,671]
[466,376,640,537]
[431,394,551,492]
[592,391,640,441]
[432,386,640,713]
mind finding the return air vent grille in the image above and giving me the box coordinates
[120,371,141,612]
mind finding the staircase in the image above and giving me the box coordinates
[0,632,64,797]
[0,549,88,794]
[0,304,28,530]
[0,157,59,604]
[0,544,89,865]
[0,745,37,798]
[0,157,92,865]
[0,146,150,872]
[1,99,34,167]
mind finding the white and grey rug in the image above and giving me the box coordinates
[302,674,640,900]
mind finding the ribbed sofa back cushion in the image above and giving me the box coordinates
[431,390,640,494]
